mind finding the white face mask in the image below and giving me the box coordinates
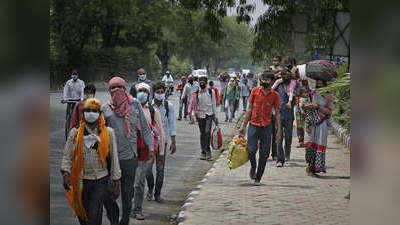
[84,112,99,123]
[154,93,165,101]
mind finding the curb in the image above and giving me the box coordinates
[175,113,243,224]
[330,120,350,149]
[175,153,225,224]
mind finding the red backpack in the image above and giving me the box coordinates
[137,105,158,162]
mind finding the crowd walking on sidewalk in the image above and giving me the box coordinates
[59,53,337,223]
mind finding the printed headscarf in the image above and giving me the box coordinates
[108,77,134,136]
[67,98,109,222]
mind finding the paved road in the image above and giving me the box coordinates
[181,133,350,224]
[50,85,238,225]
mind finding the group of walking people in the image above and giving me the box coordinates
[59,55,334,223]
[61,68,177,225]
[237,56,333,185]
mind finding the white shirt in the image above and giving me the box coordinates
[63,79,85,100]
[162,75,174,84]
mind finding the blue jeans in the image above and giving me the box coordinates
[145,146,166,198]
[178,97,188,118]
[247,123,272,181]
[277,119,294,164]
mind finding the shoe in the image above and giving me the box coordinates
[133,213,145,220]
[225,118,228,122]
[276,162,283,167]
[249,168,256,180]
[177,117,182,121]
[228,119,232,123]
[200,153,206,160]
[254,180,261,186]
[154,195,164,203]
[146,190,153,201]
[206,152,212,161]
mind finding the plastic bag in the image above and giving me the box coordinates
[211,126,223,150]
[227,135,249,169]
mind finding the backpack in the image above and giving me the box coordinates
[137,105,159,162]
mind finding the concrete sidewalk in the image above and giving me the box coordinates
[179,133,350,225]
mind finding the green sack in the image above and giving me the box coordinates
[227,136,249,169]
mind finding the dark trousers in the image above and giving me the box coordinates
[198,115,214,154]
[277,119,294,164]
[119,158,138,225]
[242,96,249,111]
[66,103,75,119]
[146,147,166,197]
[270,115,277,158]
[78,176,113,225]
[247,124,272,181]
[233,99,239,117]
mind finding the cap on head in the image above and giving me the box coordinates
[136,82,151,92]
[108,77,127,89]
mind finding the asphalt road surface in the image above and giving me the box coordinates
[50,84,237,225]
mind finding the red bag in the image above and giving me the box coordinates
[137,122,158,162]
[211,126,223,150]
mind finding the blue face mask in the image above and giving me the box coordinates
[71,74,78,80]
[137,92,148,104]
[139,74,147,81]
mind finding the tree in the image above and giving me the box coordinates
[251,0,350,63]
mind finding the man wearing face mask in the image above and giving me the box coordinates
[62,69,85,104]
[188,75,218,161]
[132,82,165,220]
[271,69,300,167]
[69,84,96,130]
[102,77,155,225]
[182,75,197,122]
[146,82,177,203]
[61,98,121,225]
[239,71,281,186]
[129,68,154,99]
[62,69,86,139]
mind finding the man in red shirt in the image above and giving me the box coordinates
[240,71,281,185]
